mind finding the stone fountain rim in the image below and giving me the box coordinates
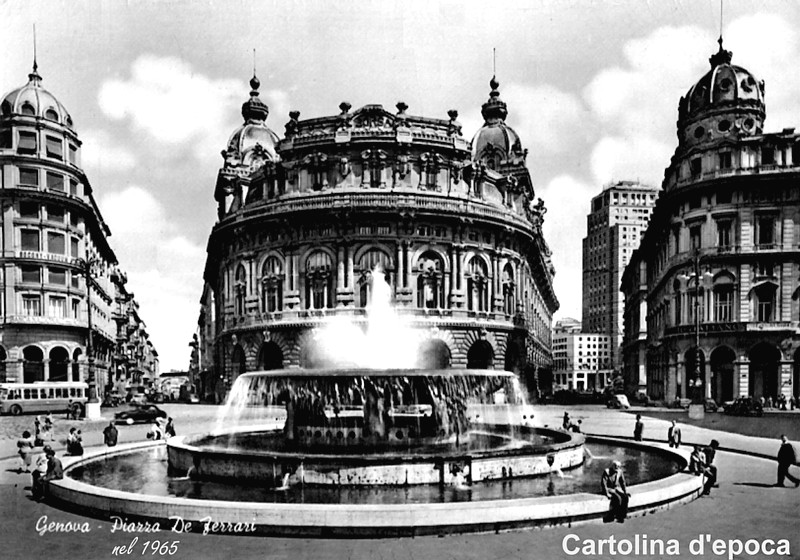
[237,368,518,378]
[48,437,699,537]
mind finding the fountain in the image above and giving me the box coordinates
[47,269,702,536]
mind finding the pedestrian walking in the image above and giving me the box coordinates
[601,460,630,523]
[16,430,34,472]
[633,414,644,441]
[562,411,571,431]
[668,420,681,448]
[103,422,118,447]
[776,435,800,488]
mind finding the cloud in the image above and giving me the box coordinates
[100,186,206,372]
[590,135,670,187]
[539,174,597,319]
[505,83,590,154]
[79,129,138,175]
[97,55,291,161]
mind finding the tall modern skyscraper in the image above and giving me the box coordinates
[582,181,658,370]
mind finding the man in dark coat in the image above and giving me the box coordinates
[776,435,800,487]
[601,460,629,523]
[668,420,681,448]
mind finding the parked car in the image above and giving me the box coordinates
[114,404,168,425]
[606,394,631,409]
[704,398,719,413]
[724,396,763,417]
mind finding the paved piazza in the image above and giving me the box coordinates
[1,404,798,560]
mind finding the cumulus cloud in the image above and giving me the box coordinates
[97,55,291,161]
[100,186,206,372]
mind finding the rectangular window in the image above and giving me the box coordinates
[49,296,67,318]
[20,265,40,283]
[762,148,775,165]
[0,129,11,149]
[46,205,65,223]
[69,179,79,196]
[71,272,80,289]
[19,168,38,187]
[72,299,81,319]
[68,144,77,165]
[48,267,67,285]
[22,295,41,316]
[20,229,39,251]
[758,298,773,322]
[70,237,79,257]
[690,225,701,250]
[19,201,38,219]
[717,190,732,204]
[46,172,65,192]
[717,221,732,248]
[756,216,775,248]
[690,158,702,177]
[719,151,732,169]
[18,131,37,154]
[47,232,66,255]
[45,136,63,160]
[69,211,79,227]
[689,195,701,209]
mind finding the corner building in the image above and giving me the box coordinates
[622,41,800,404]
[0,63,157,397]
[200,76,559,399]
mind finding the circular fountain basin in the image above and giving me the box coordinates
[168,424,583,486]
[48,437,700,537]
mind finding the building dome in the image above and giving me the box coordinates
[0,64,75,129]
[224,75,279,164]
[677,40,765,146]
[471,77,524,166]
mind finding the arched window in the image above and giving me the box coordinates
[357,249,393,307]
[49,347,69,382]
[234,265,247,315]
[44,108,59,121]
[502,263,515,315]
[261,256,284,313]
[753,283,777,322]
[416,251,444,309]
[23,346,44,383]
[467,256,489,312]
[305,252,334,310]
[21,103,35,116]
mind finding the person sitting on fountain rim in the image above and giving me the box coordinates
[689,445,706,475]
[601,460,629,523]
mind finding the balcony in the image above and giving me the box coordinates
[16,251,79,265]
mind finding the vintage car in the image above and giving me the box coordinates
[114,404,168,425]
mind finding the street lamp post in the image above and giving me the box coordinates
[77,256,103,420]
[688,249,705,419]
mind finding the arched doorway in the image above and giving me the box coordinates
[710,346,736,403]
[683,347,706,400]
[49,347,70,382]
[417,339,451,369]
[230,344,246,382]
[257,341,283,370]
[749,343,780,400]
[467,339,494,369]
[0,346,6,382]
[72,349,82,382]
[794,348,800,401]
[23,346,44,383]
[504,336,525,375]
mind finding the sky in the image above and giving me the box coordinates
[2,0,799,372]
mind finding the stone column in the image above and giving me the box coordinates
[292,254,299,292]
[346,247,354,290]
[448,246,456,304]
[396,242,403,291]
[337,245,345,288]
[780,361,792,399]
[735,357,749,398]
[403,241,411,289]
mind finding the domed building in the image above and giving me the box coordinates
[622,39,800,405]
[0,61,158,415]
[197,75,559,401]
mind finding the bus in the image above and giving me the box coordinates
[0,382,89,417]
